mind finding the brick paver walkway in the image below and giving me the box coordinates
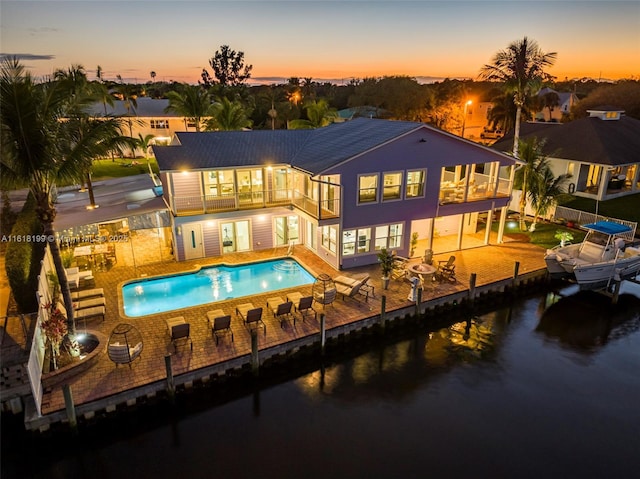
[32,239,546,415]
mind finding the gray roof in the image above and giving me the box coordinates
[492,115,640,166]
[153,118,424,175]
[86,97,174,117]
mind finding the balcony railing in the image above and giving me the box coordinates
[172,188,340,220]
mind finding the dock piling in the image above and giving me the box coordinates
[250,329,259,376]
[165,354,175,400]
[63,384,77,433]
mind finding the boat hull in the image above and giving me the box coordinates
[573,254,640,290]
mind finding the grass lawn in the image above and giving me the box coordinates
[499,221,587,250]
[559,193,640,225]
[91,157,159,180]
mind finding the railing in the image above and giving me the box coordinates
[172,188,340,220]
[554,206,637,241]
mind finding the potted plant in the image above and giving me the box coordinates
[554,230,574,247]
[410,232,419,258]
[377,248,395,289]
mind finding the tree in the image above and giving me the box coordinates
[514,137,570,231]
[165,84,213,132]
[528,160,572,231]
[539,90,560,121]
[206,97,252,131]
[150,71,156,81]
[96,65,103,82]
[1,58,130,341]
[570,81,640,120]
[288,99,337,129]
[479,37,557,156]
[204,45,253,87]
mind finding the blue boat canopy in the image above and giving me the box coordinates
[582,221,631,235]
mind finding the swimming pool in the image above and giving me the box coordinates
[121,259,315,317]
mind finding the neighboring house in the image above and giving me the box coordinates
[88,97,202,153]
[534,87,578,122]
[462,101,495,140]
[493,107,640,205]
[153,118,518,269]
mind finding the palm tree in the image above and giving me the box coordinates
[165,84,213,132]
[96,65,103,82]
[206,97,252,131]
[540,90,560,121]
[1,58,131,340]
[479,37,557,157]
[528,162,572,231]
[514,137,570,231]
[288,99,337,129]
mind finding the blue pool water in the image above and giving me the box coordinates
[122,259,315,317]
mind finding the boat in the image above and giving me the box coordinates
[544,221,640,290]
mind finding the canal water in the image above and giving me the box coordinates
[3,282,640,479]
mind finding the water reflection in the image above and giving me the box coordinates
[536,290,640,352]
[296,309,512,402]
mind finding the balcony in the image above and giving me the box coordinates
[171,188,340,220]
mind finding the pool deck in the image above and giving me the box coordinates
[7,241,549,427]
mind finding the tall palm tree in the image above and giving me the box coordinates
[479,37,557,157]
[206,97,252,131]
[165,84,213,132]
[1,58,129,340]
[288,99,337,129]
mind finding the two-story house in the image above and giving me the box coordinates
[153,118,518,270]
[494,107,640,206]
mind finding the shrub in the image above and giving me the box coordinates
[5,194,45,313]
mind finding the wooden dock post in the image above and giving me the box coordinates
[380,295,387,330]
[611,279,622,304]
[512,261,520,290]
[320,314,326,355]
[416,288,422,318]
[469,273,477,310]
[251,329,259,376]
[63,384,77,433]
[165,354,175,401]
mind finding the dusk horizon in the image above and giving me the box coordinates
[2,0,638,85]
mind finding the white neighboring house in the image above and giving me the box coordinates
[534,87,579,122]
[88,97,203,156]
[493,107,640,216]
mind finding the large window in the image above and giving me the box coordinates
[358,174,378,204]
[406,170,425,198]
[374,223,403,250]
[205,170,234,196]
[383,172,402,201]
[321,226,337,253]
[342,228,371,255]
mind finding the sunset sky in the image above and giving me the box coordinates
[1,0,639,85]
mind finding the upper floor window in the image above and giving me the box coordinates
[205,170,234,196]
[406,170,425,198]
[382,172,402,201]
[358,174,378,204]
[150,119,170,129]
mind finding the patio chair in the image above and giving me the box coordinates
[74,296,106,310]
[71,288,104,300]
[267,297,295,327]
[236,303,266,335]
[207,309,233,345]
[166,316,193,352]
[334,275,370,302]
[436,255,456,282]
[65,267,80,289]
[287,292,317,322]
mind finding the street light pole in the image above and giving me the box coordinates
[461,100,472,138]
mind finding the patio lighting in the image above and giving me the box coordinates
[461,100,472,138]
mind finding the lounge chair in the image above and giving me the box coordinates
[165,316,193,351]
[267,297,295,327]
[236,303,266,335]
[56,301,105,323]
[207,309,233,345]
[334,275,370,302]
[74,296,106,310]
[287,292,317,321]
[71,288,104,300]
[64,267,80,289]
